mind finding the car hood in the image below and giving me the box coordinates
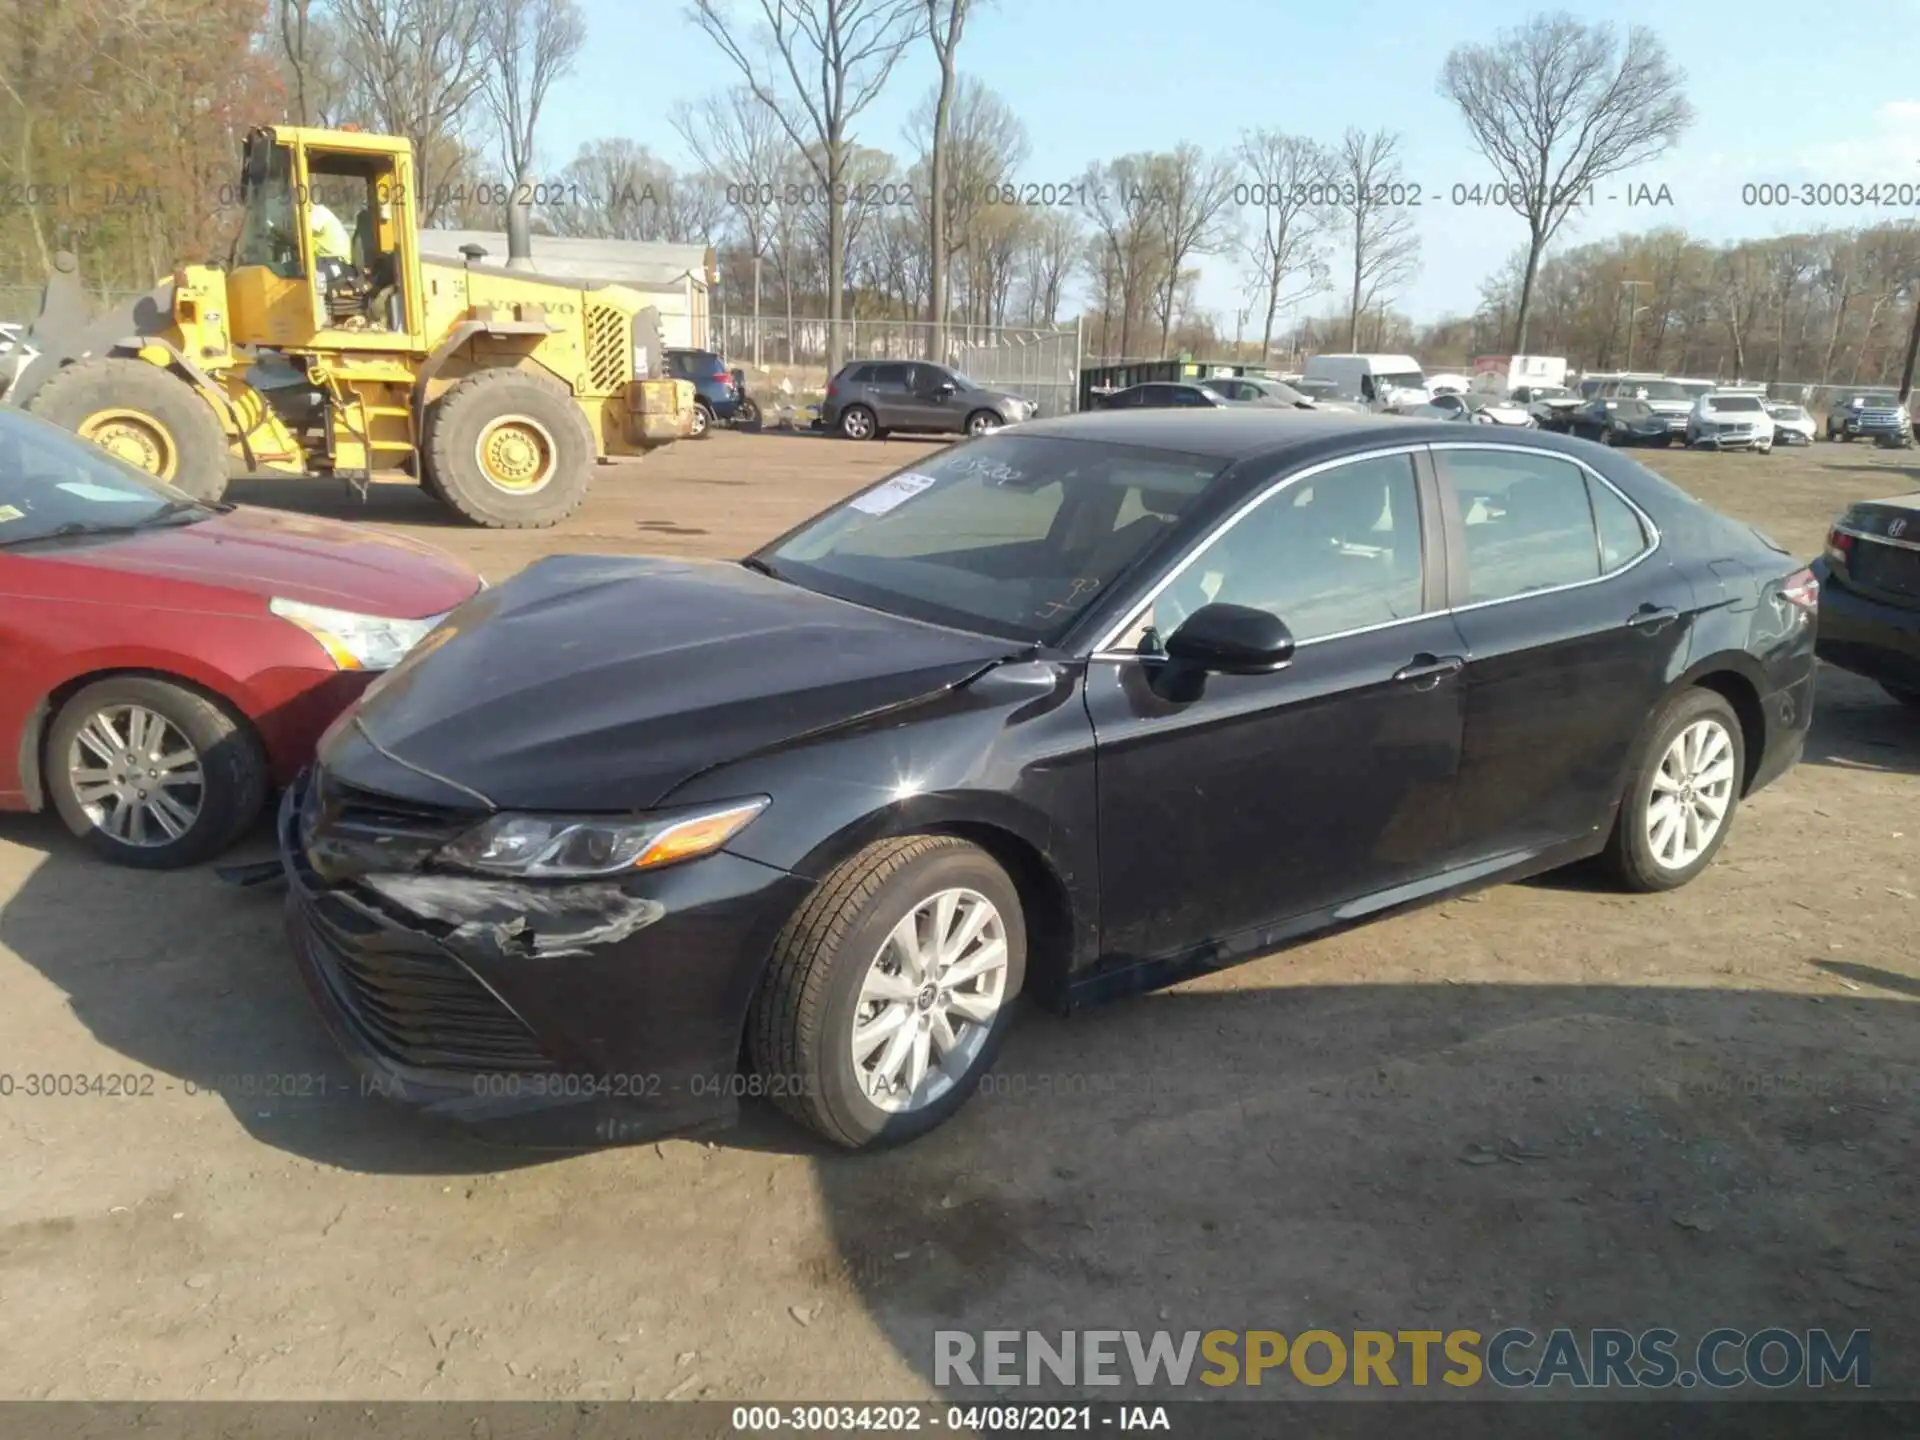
[329,555,1020,813]
[54,505,480,617]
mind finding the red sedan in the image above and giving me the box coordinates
[0,405,483,867]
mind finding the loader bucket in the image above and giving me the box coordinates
[4,252,176,409]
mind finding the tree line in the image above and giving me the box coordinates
[3,0,1911,386]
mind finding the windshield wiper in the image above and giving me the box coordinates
[740,555,783,580]
[0,502,208,549]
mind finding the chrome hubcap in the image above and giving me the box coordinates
[851,887,1009,1113]
[67,705,204,846]
[1646,719,1735,870]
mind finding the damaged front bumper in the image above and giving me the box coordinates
[278,771,815,1146]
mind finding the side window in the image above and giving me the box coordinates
[845,364,876,385]
[1439,450,1602,603]
[1171,387,1210,407]
[1138,385,1172,406]
[1122,453,1427,649]
[1589,475,1651,571]
[870,363,909,387]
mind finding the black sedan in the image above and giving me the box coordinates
[1813,491,1920,706]
[1567,397,1675,447]
[280,411,1818,1151]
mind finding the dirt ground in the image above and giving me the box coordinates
[0,427,1916,1404]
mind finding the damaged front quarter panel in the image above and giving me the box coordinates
[359,873,667,961]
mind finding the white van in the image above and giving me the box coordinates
[1301,354,1427,410]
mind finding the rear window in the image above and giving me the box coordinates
[1710,396,1764,412]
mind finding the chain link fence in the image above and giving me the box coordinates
[709,315,1082,411]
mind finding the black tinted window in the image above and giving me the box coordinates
[1132,454,1426,646]
[1170,387,1212,407]
[844,364,878,384]
[869,363,910,387]
[1439,450,1603,603]
[1590,477,1650,571]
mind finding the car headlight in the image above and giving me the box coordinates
[436,797,770,878]
[270,598,446,671]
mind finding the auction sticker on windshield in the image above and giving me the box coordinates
[849,471,937,515]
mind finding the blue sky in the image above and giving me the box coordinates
[540,0,1920,326]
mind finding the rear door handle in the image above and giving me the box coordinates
[1393,653,1465,688]
[1626,605,1680,632]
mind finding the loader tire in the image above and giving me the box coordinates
[423,368,596,528]
[28,356,231,503]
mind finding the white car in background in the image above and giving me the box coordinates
[1765,401,1816,446]
[1687,391,1776,453]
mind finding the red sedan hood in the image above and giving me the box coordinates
[71,506,480,617]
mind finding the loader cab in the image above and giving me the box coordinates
[229,127,426,354]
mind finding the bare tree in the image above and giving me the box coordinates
[1234,129,1331,359]
[547,138,677,240]
[1147,144,1236,356]
[1081,154,1165,358]
[275,0,352,126]
[1439,13,1692,352]
[1019,209,1080,325]
[479,0,585,261]
[921,0,980,357]
[331,0,491,224]
[688,0,923,372]
[673,86,793,364]
[1332,128,1420,350]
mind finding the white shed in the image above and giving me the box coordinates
[417,232,714,349]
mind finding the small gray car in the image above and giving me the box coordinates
[821,361,1036,440]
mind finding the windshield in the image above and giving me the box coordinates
[1638,382,1688,401]
[235,139,303,277]
[1613,401,1653,418]
[756,433,1229,643]
[1771,405,1809,420]
[1253,379,1310,405]
[1709,395,1765,412]
[0,409,212,545]
[1377,373,1425,393]
[1678,382,1715,398]
[1530,386,1571,400]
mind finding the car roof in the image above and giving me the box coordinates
[1008,407,1571,461]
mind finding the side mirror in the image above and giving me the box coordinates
[934,380,957,397]
[1163,603,1295,675]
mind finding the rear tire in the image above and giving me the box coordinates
[690,401,713,439]
[1604,688,1745,894]
[28,357,231,503]
[46,676,265,869]
[748,836,1026,1150]
[839,404,877,441]
[423,368,596,528]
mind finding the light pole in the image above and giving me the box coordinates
[1620,280,1651,371]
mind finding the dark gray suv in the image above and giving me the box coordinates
[821,361,1036,440]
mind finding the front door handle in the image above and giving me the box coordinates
[1626,605,1680,632]
[1393,653,1465,689]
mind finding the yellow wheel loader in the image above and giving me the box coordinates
[4,126,696,528]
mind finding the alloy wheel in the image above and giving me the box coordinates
[850,887,1009,1113]
[841,407,874,440]
[66,705,205,846]
[1645,718,1735,871]
[968,412,1001,437]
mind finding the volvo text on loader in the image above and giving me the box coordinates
[4,125,696,528]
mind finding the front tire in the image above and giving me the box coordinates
[965,409,1002,437]
[423,369,597,528]
[28,357,231,503]
[46,676,265,869]
[748,836,1026,1150]
[1604,688,1745,893]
